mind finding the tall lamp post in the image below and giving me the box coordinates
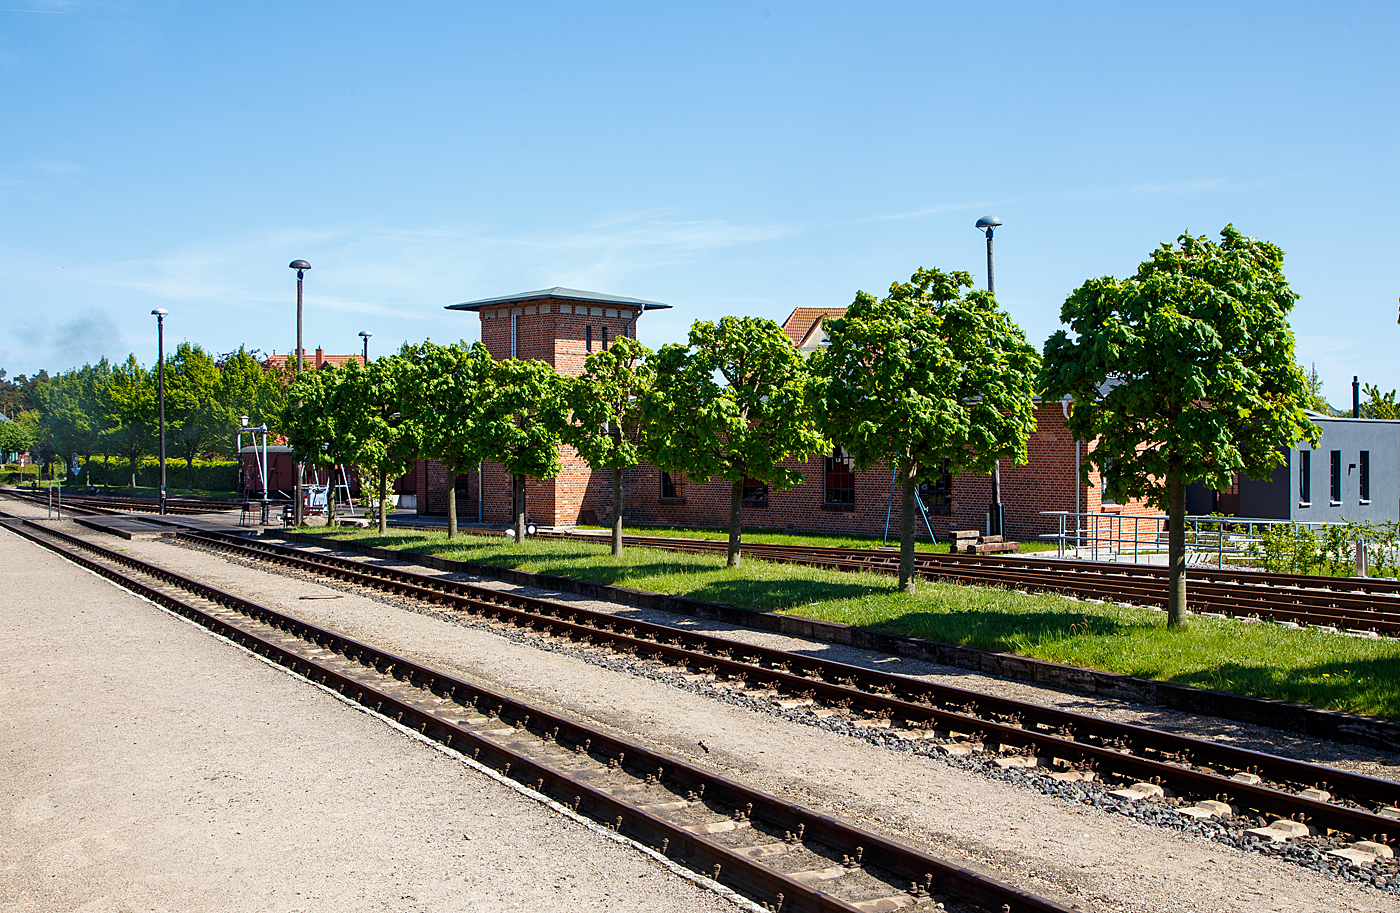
[290,260,311,526]
[359,330,373,365]
[151,308,169,516]
[975,216,1004,536]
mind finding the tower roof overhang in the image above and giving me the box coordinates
[445,287,672,313]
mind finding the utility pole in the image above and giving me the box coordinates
[975,216,1005,537]
[289,260,311,525]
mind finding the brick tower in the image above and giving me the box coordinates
[437,287,671,526]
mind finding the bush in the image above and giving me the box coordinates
[1,464,40,485]
[1251,519,1400,577]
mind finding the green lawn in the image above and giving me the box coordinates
[311,527,1400,720]
[570,523,1059,554]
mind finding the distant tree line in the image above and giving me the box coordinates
[0,346,287,489]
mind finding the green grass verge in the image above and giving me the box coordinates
[311,527,1400,720]
[571,523,1058,554]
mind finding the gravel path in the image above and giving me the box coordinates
[275,532,1400,781]
[0,523,743,913]
[14,510,1394,913]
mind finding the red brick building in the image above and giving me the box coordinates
[416,288,1154,542]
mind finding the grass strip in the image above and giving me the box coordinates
[567,523,1058,554]
[315,527,1400,720]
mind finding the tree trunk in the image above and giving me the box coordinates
[447,475,458,540]
[727,478,743,569]
[326,471,337,527]
[1166,472,1189,627]
[186,455,195,491]
[899,466,917,593]
[378,468,388,534]
[513,474,526,543]
[129,455,137,489]
[611,466,623,557]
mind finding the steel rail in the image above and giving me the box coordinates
[175,528,1400,843]
[3,517,1069,913]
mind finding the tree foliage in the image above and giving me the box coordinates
[402,341,495,538]
[334,357,418,533]
[643,317,827,568]
[474,356,568,542]
[1040,225,1319,626]
[1361,383,1400,420]
[814,267,1041,591]
[562,336,654,556]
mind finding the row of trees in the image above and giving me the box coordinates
[0,347,287,488]
[0,225,1333,627]
[280,268,1045,587]
[281,225,1321,628]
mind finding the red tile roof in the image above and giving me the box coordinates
[780,307,846,348]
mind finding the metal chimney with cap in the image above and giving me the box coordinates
[1354,376,1361,418]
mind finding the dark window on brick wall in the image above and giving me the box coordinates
[743,477,769,504]
[919,460,953,515]
[602,327,609,348]
[824,447,854,505]
[661,472,684,499]
[585,326,593,352]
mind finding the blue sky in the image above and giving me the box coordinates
[2,1,1396,407]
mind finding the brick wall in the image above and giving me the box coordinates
[417,299,1156,537]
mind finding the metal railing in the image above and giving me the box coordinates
[1038,511,1338,568]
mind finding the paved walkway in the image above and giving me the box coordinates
[0,524,737,913]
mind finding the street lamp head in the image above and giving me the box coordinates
[975,216,1002,231]
[151,308,169,317]
[289,260,311,270]
[359,330,372,339]
[240,415,249,427]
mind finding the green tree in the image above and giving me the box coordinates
[1302,364,1336,415]
[814,267,1041,592]
[103,355,155,488]
[334,357,418,534]
[281,366,351,524]
[37,361,113,486]
[476,357,568,543]
[1041,226,1319,626]
[643,317,827,568]
[402,341,495,539]
[166,343,225,488]
[1361,383,1400,420]
[561,336,655,556]
[0,410,38,461]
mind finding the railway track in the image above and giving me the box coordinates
[2,517,1069,913]
[1,488,239,516]
[538,531,1400,636]
[169,527,1400,849]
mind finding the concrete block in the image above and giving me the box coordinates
[1298,788,1332,802]
[1109,782,1165,801]
[994,755,1040,769]
[1328,842,1394,866]
[938,743,975,757]
[1246,819,1311,842]
[1176,800,1232,819]
[1049,770,1096,783]
[1230,771,1263,785]
[851,895,917,912]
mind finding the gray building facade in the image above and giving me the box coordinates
[1225,413,1400,523]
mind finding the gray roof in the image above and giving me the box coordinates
[445,287,672,312]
